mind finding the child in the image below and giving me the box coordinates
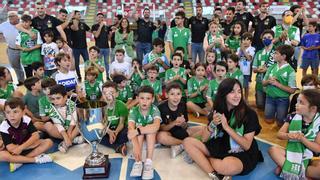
[0,67,15,100]
[78,66,103,101]
[56,37,75,70]
[85,46,105,82]
[41,30,59,76]
[205,50,217,80]
[44,85,83,153]
[165,53,187,100]
[142,38,170,79]
[225,21,246,54]
[31,61,45,79]
[263,45,296,127]
[15,14,42,78]
[100,81,128,156]
[268,89,320,179]
[203,21,225,62]
[237,32,255,101]
[38,78,57,126]
[109,49,131,79]
[186,63,209,117]
[141,65,162,103]
[206,61,228,108]
[300,22,320,76]
[226,54,244,86]
[252,30,276,109]
[175,47,192,78]
[127,86,161,179]
[51,52,78,93]
[128,58,145,94]
[0,97,53,172]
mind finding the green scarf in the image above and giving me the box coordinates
[281,113,320,180]
[49,100,75,129]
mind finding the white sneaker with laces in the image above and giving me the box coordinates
[130,161,143,177]
[72,136,85,144]
[170,144,184,158]
[182,151,194,164]
[142,162,154,180]
[35,154,53,164]
[9,163,23,172]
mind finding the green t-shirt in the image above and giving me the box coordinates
[263,63,296,98]
[130,72,143,92]
[167,27,191,60]
[106,100,128,130]
[226,36,241,53]
[187,77,209,103]
[84,80,102,101]
[273,25,299,46]
[206,79,220,101]
[226,68,244,86]
[128,104,161,127]
[0,82,14,99]
[141,79,162,96]
[17,29,42,66]
[39,96,51,117]
[84,59,104,82]
[117,85,133,103]
[165,67,187,96]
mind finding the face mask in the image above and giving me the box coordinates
[283,16,293,25]
[263,38,272,46]
[303,85,315,90]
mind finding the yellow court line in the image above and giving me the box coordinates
[119,157,129,180]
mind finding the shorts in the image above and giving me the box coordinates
[169,126,189,140]
[195,102,206,108]
[264,96,289,125]
[243,75,250,88]
[300,58,320,70]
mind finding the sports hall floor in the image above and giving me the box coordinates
[0,42,306,179]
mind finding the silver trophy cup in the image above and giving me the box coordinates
[76,101,110,179]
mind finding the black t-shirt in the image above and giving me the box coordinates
[235,12,254,31]
[170,17,189,28]
[32,15,62,41]
[68,21,90,48]
[220,20,236,37]
[158,100,188,125]
[91,23,110,48]
[136,18,155,43]
[189,16,209,43]
[293,18,304,38]
[252,15,277,49]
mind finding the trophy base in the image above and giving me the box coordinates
[83,155,111,179]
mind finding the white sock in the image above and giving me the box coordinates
[145,158,152,165]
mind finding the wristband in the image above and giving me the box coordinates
[137,128,141,135]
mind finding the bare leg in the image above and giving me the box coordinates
[268,146,286,167]
[0,151,36,163]
[146,133,156,160]
[312,68,318,76]
[44,122,63,139]
[157,131,182,146]
[33,121,45,131]
[132,135,144,162]
[209,156,243,176]
[307,160,320,179]
[69,127,80,141]
[25,139,53,157]
[187,101,208,116]
[302,68,307,77]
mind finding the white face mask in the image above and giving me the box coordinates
[303,85,315,90]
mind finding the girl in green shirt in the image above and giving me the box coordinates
[128,59,145,94]
[225,21,246,54]
[0,67,16,100]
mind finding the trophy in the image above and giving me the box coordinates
[76,101,111,179]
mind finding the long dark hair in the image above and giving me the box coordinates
[119,18,130,34]
[231,21,247,37]
[210,78,249,128]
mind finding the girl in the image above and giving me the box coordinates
[205,50,216,81]
[77,66,103,102]
[225,21,246,54]
[226,54,244,86]
[203,21,225,62]
[56,37,75,70]
[128,58,145,94]
[184,78,263,179]
[268,89,320,179]
[186,63,209,117]
[114,18,135,62]
[0,67,22,100]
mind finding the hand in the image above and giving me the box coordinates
[174,74,180,80]
[127,129,138,140]
[11,146,23,155]
[219,113,229,130]
[288,132,304,141]
[212,111,222,125]
[175,115,186,126]
[280,31,288,41]
[64,137,72,147]
[28,32,36,40]
[123,33,128,39]
[109,131,116,144]
[269,77,280,87]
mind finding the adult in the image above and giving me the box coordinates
[252,2,277,51]
[114,18,135,62]
[133,6,155,62]
[0,11,24,85]
[92,13,110,78]
[170,6,189,28]
[235,0,254,31]
[110,14,122,62]
[220,7,236,38]
[290,5,309,38]
[189,5,209,63]
[57,9,72,45]
[183,78,263,179]
[213,7,224,23]
[68,10,90,81]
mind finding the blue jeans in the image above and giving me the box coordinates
[191,43,205,63]
[72,48,89,79]
[100,48,110,79]
[136,42,152,63]
[255,89,266,109]
[264,96,289,125]
[100,128,128,150]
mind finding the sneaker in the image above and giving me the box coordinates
[35,154,53,164]
[72,136,85,144]
[170,144,184,158]
[130,161,143,177]
[9,163,23,172]
[182,151,194,164]
[58,142,68,153]
[208,172,221,180]
[222,175,232,180]
[142,162,154,180]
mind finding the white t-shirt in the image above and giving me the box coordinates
[237,46,255,75]
[41,42,59,70]
[109,60,132,77]
[0,21,19,48]
[51,70,78,92]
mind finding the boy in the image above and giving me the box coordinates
[78,66,103,101]
[263,45,296,127]
[41,30,59,76]
[127,86,161,179]
[142,38,170,79]
[226,53,244,86]
[141,65,162,103]
[300,22,320,76]
[44,85,83,153]
[100,81,128,156]
[51,52,78,93]
[112,74,134,107]
[39,78,57,126]
[15,14,42,78]
[237,32,255,101]
[109,49,131,79]
[31,61,45,79]
[85,46,105,82]
[0,97,53,172]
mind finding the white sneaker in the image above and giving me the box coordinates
[130,161,143,177]
[208,172,221,180]
[9,163,23,172]
[35,154,53,164]
[182,151,194,164]
[170,144,184,158]
[222,175,232,180]
[142,162,154,180]
[72,136,85,144]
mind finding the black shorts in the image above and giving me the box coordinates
[169,126,189,140]
[195,102,206,108]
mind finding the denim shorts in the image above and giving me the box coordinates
[300,58,320,69]
[264,96,289,125]
[243,75,250,88]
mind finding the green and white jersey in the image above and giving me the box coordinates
[15,28,42,66]
[165,67,187,96]
[263,63,296,98]
[128,104,161,127]
[142,51,169,79]
[206,79,220,101]
[84,59,104,82]
[207,32,223,61]
[225,36,241,53]
[226,68,244,86]
[167,27,191,60]
[105,100,128,130]
[39,96,51,117]
[187,77,209,103]
[0,82,15,99]
[130,72,144,92]
[117,85,133,103]
[272,25,300,46]
[83,80,103,101]
[141,79,162,96]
